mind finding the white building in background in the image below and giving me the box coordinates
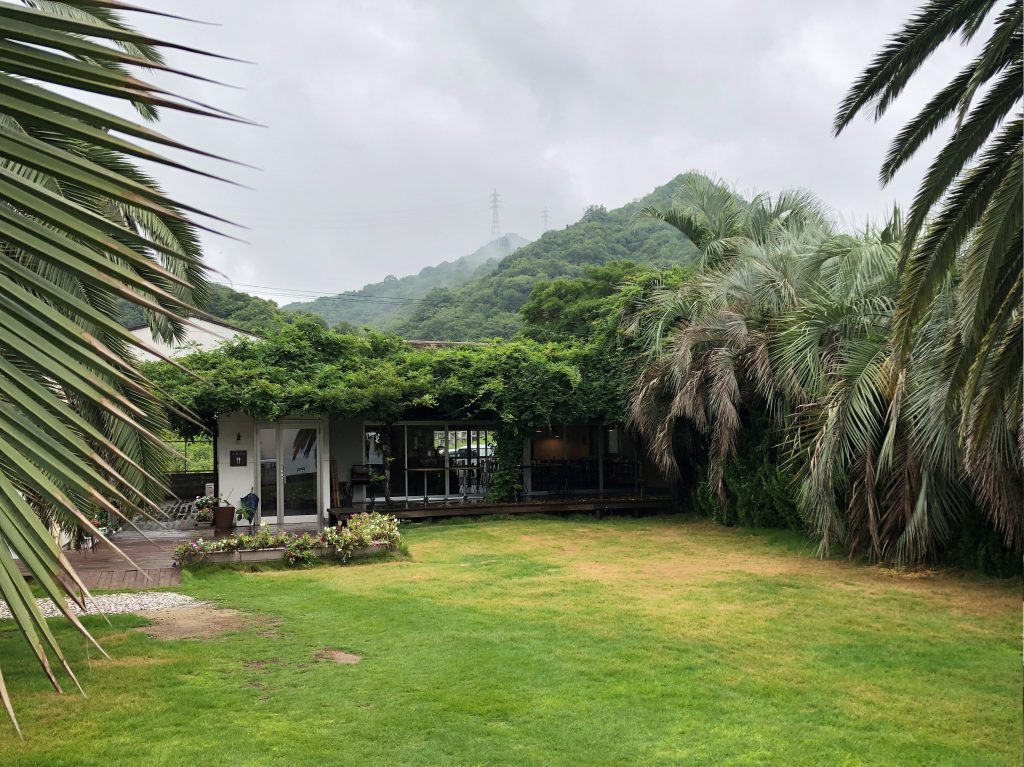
[129,318,257,361]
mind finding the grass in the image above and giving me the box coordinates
[1,515,1020,766]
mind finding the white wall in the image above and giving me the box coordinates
[216,412,256,508]
[131,319,256,362]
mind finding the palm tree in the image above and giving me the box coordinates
[0,1,241,732]
[627,178,835,518]
[628,181,1001,565]
[774,215,973,564]
[834,0,1022,546]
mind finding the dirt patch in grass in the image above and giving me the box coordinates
[316,648,361,664]
[133,606,267,640]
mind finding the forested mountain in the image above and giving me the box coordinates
[119,284,286,333]
[394,173,703,340]
[120,174,704,340]
[282,234,529,328]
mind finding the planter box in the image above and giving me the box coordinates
[204,551,238,564]
[312,547,333,560]
[352,543,386,557]
[237,548,286,563]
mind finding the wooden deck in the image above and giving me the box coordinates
[58,536,185,591]
[339,495,672,521]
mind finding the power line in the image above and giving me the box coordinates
[223,282,421,300]
[215,282,426,304]
[490,188,501,240]
[254,197,486,230]
[214,281,531,312]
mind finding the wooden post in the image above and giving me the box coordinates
[329,459,340,508]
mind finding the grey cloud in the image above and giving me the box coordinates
[138,1,970,301]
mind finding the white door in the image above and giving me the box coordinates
[257,422,320,525]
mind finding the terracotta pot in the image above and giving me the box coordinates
[213,505,235,531]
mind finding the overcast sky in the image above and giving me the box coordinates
[138,1,971,302]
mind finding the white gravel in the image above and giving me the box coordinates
[0,591,203,620]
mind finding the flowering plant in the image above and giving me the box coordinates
[347,512,401,548]
[284,533,318,567]
[194,495,222,510]
[172,538,211,565]
[236,528,286,551]
[172,513,401,567]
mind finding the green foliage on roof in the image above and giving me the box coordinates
[144,312,643,438]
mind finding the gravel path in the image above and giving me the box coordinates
[0,591,203,620]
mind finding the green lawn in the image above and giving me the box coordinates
[1,516,1020,766]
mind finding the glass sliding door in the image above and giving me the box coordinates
[257,422,320,525]
[282,425,318,520]
[449,428,492,498]
[406,424,447,499]
[362,422,495,501]
[258,426,278,522]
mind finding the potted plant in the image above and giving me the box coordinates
[285,533,319,567]
[196,495,235,532]
[194,507,214,526]
[195,495,232,530]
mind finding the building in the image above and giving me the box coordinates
[213,412,666,527]
[129,318,257,362]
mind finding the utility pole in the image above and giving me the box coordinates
[490,189,501,240]
[542,205,550,232]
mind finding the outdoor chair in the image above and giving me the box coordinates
[338,480,354,507]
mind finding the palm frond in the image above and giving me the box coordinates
[0,0,234,732]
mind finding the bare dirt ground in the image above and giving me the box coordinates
[316,648,361,664]
[133,606,268,640]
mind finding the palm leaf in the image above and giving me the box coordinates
[0,0,236,732]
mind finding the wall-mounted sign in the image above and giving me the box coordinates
[229,450,248,467]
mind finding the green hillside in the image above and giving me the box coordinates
[119,174,703,341]
[395,173,703,340]
[281,234,530,328]
[118,283,285,333]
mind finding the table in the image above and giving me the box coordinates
[407,466,480,502]
[406,467,446,502]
